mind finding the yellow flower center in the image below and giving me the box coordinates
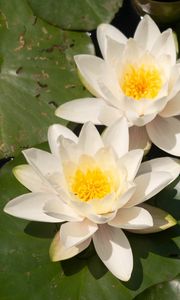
[71,167,113,201]
[120,64,162,100]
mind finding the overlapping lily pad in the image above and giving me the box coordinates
[0,149,179,300]
[28,0,123,31]
[0,0,94,159]
[135,275,180,300]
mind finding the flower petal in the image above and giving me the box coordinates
[160,91,180,118]
[125,100,157,127]
[105,37,125,69]
[68,194,117,224]
[138,157,180,182]
[13,164,52,193]
[48,124,78,158]
[87,211,116,224]
[125,171,172,207]
[97,23,127,60]
[152,29,176,65]
[50,231,91,261]
[59,137,81,163]
[78,122,104,156]
[55,98,106,125]
[93,225,133,281]
[129,126,151,153]
[74,55,116,98]
[119,149,144,181]
[4,193,63,222]
[102,117,129,158]
[43,196,83,222]
[109,206,153,229]
[74,55,121,102]
[60,219,98,248]
[22,148,60,176]
[98,103,123,126]
[129,204,177,234]
[134,15,160,50]
[113,185,136,210]
[146,116,180,156]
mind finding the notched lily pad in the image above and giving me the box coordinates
[0,0,94,159]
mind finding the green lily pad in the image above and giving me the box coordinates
[134,275,180,300]
[28,0,123,31]
[0,147,180,299]
[131,0,180,24]
[0,0,94,159]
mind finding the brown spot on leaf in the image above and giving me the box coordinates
[37,81,48,88]
[48,101,58,108]
[16,66,23,74]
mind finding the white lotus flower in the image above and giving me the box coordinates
[56,15,180,156]
[4,118,179,281]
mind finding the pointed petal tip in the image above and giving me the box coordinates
[129,204,177,234]
[74,54,91,64]
[12,165,24,177]
[160,214,177,230]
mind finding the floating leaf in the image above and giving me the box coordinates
[134,275,180,300]
[0,0,94,159]
[28,0,123,31]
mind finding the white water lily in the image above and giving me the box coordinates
[4,118,179,281]
[56,15,180,156]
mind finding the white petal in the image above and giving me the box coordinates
[60,137,81,163]
[105,37,125,69]
[98,103,123,126]
[129,204,177,234]
[60,219,98,248]
[68,189,117,224]
[113,185,136,210]
[93,225,133,281]
[87,211,116,224]
[152,29,176,65]
[119,149,144,181]
[55,98,106,125]
[138,157,180,182]
[78,122,104,155]
[122,38,144,62]
[97,23,127,60]
[23,148,60,176]
[165,64,180,101]
[74,55,121,102]
[43,196,83,222]
[138,93,169,115]
[13,165,52,193]
[102,117,129,157]
[48,124,78,158]
[4,193,63,223]
[129,126,151,153]
[74,55,114,98]
[50,231,91,261]
[97,80,123,109]
[125,100,157,127]
[146,116,180,156]
[109,206,153,229]
[134,15,160,50]
[125,171,173,207]
[160,91,180,117]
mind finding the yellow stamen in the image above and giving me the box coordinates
[71,168,113,201]
[120,64,162,100]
